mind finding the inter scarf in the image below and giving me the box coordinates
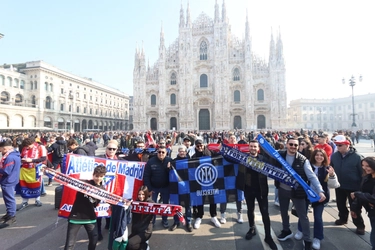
[220,144,298,188]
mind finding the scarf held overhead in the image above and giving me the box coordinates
[220,144,298,188]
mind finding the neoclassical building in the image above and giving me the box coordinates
[0,61,130,132]
[288,93,375,131]
[133,1,287,131]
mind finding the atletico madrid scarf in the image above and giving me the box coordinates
[44,168,185,223]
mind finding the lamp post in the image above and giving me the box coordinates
[342,75,362,128]
[68,90,74,133]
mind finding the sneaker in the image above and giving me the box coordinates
[303,240,312,250]
[237,212,243,224]
[0,216,16,229]
[0,214,10,223]
[169,223,179,231]
[294,230,303,240]
[186,222,193,232]
[264,236,277,250]
[194,218,202,229]
[40,193,47,197]
[211,217,221,228]
[35,200,43,207]
[47,181,52,187]
[334,219,347,225]
[220,213,226,224]
[274,201,280,207]
[162,220,169,228]
[245,227,256,240]
[312,238,321,250]
[356,227,365,235]
[277,229,293,241]
[16,202,28,211]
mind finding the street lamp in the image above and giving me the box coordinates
[342,75,362,127]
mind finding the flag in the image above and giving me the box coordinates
[169,155,238,206]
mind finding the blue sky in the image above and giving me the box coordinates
[0,0,374,103]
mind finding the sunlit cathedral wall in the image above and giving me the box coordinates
[133,1,287,131]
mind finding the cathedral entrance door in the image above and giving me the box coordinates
[199,109,210,130]
[234,116,242,129]
[257,115,266,129]
[170,117,177,130]
[150,118,157,130]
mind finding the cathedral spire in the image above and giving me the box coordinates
[222,0,227,22]
[186,0,191,27]
[160,21,165,49]
[269,28,276,65]
[276,27,284,64]
[214,0,220,23]
[179,2,185,28]
[245,9,250,40]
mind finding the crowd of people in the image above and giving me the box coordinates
[0,128,374,250]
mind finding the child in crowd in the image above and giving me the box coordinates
[64,165,107,250]
[127,186,154,250]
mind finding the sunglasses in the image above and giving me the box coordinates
[107,147,117,151]
[336,144,345,147]
[288,143,299,147]
[196,144,203,147]
[158,151,166,154]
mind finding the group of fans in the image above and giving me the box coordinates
[0,129,375,250]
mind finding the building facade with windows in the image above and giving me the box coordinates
[288,93,375,131]
[0,61,130,132]
[133,2,287,131]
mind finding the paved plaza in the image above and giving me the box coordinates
[0,139,374,250]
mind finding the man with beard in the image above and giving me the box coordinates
[236,140,277,249]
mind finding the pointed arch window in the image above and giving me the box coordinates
[233,68,240,81]
[200,41,208,60]
[170,94,176,105]
[151,94,156,106]
[234,90,240,103]
[200,74,208,88]
[170,72,177,85]
[257,89,264,101]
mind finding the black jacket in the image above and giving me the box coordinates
[351,175,375,218]
[130,197,154,235]
[236,154,269,197]
[73,145,89,156]
[69,179,103,222]
[85,141,98,156]
[47,139,67,164]
[143,156,172,190]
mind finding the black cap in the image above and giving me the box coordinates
[195,139,203,145]
[0,140,12,147]
[183,137,191,142]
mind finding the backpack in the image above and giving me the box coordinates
[56,144,67,158]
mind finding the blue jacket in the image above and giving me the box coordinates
[0,150,21,186]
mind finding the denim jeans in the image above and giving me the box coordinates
[279,188,311,241]
[298,203,325,240]
[151,187,170,224]
[370,216,375,250]
[64,222,98,250]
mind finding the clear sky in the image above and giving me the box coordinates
[0,0,374,104]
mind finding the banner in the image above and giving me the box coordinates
[220,144,298,188]
[169,155,239,206]
[131,201,185,223]
[58,154,145,218]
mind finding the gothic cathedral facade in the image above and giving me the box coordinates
[133,1,287,131]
